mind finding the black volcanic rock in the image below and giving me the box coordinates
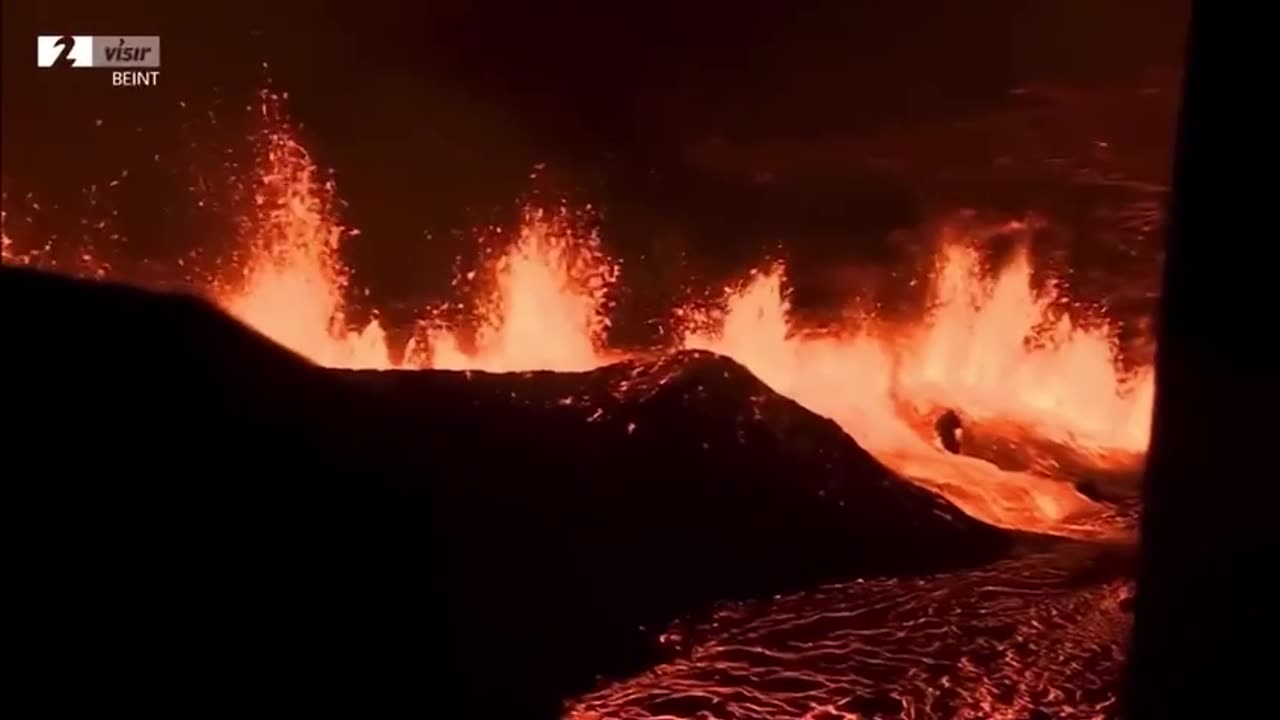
[2,267,1011,718]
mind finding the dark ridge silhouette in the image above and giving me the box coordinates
[2,266,1013,717]
[1127,3,1279,718]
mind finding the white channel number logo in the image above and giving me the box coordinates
[37,36,94,68]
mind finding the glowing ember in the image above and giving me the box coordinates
[1,210,10,260]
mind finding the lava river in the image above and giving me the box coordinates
[568,543,1133,720]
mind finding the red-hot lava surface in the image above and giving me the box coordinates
[568,545,1133,720]
[3,92,1155,718]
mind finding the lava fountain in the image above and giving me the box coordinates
[213,93,393,370]
[680,231,1154,458]
[679,229,1154,534]
[420,207,621,372]
[12,94,1155,537]
[897,230,1154,454]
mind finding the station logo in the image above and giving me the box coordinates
[37,35,161,87]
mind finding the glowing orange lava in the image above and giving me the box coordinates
[421,207,621,372]
[11,94,1154,537]
[681,227,1154,454]
[203,99,1153,535]
[213,97,393,370]
[678,241,1153,535]
[898,229,1153,453]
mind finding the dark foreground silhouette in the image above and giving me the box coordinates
[2,267,1012,717]
[1126,3,1279,718]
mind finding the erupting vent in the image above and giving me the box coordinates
[2,92,1154,538]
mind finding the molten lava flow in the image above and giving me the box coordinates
[679,225,1153,535]
[212,93,393,370]
[897,232,1154,454]
[568,551,1134,720]
[422,207,620,372]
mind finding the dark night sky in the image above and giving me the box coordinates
[1,1,1188,327]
